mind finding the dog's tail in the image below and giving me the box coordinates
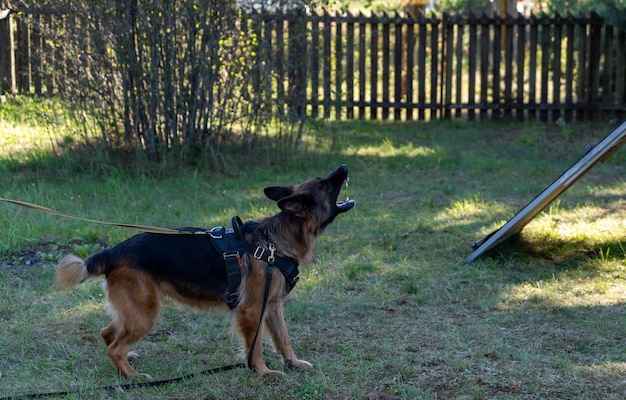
[55,252,111,290]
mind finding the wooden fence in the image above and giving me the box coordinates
[1,9,625,122]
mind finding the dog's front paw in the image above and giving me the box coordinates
[253,364,287,377]
[131,372,154,381]
[286,358,313,370]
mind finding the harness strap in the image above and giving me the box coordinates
[223,231,243,308]
[231,215,244,239]
[239,240,300,291]
[222,217,300,309]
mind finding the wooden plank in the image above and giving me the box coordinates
[528,17,538,120]
[616,30,625,121]
[55,15,67,97]
[288,13,307,120]
[552,18,562,122]
[492,18,501,121]
[540,18,550,122]
[382,15,390,120]
[251,17,262,116]
[417,18,426,120]
[358,15,366,119]
[454,22,463,119]
[430,20,439,120]
[503,19,513,121]
[588,15,602,119]
[0,11,15,93]
[405,19,415,121]
[479,17,490,121]
[370,15,379,120]
[263,19,273,107]
[576,20,587,121]
[443,15,453,119]
[310,15,320,118]
[394,15,403,120]
[335,18,343,118]
[516,17,526,121]
[32,13,42,95]
[564,20,575,122]
[323,12,331,118]
[276,18,285,116]
[467,17,477,121]
[16,14,30,93]
[346,17,355,119]
[43,13,53,95]
[602,25,614,117]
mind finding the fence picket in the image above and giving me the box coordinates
[617,31,626,110]
[0,10,14,93]
[515,18,525,122]
[467,19,477,121]
[564,21,575,122]
[394,14,402,120]
[346,17,355,119]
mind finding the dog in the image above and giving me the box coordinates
[55,165,355,377]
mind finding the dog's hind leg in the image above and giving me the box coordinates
[101,269,161,379]
[264,301,312,370]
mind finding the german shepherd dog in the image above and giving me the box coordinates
[55,165,355,378]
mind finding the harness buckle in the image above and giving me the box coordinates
[223,251,241,260]
[253,246,265,260]
[268,243,276,264]
[209,227,223,239]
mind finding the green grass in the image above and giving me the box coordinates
[2,97,626,399]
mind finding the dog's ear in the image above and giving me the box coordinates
[264,186,293,202]
[276,193,313,216]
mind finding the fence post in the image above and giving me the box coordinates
[0,9,16,94]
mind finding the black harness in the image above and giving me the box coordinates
[207,216,300,309]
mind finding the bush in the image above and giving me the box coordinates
[20,0,308,161]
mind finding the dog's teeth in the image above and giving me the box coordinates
[344,177,349,187]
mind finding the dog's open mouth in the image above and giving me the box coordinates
[337,175,356,212]
[327,165,355,214]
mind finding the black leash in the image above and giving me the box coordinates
[0,363,246,400]
[247,264,274,371]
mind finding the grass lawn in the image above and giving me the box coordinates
[1,99,626,399]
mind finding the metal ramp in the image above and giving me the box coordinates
[466,121,626,262]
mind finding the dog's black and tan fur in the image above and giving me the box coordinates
[55,165,355,378]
